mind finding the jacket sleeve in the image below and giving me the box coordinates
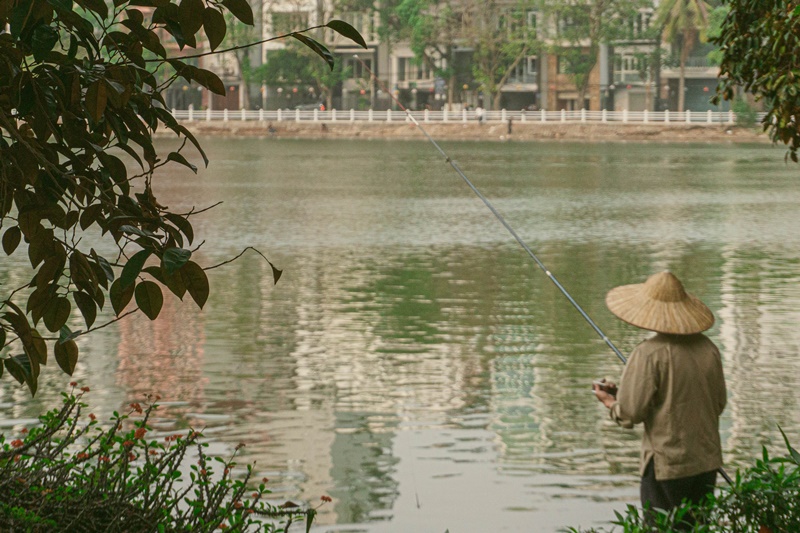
[609,346,658,429]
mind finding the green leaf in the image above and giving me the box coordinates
[73,291,97,328]
[162,247,192,275]
[27,328,47,366]
[165,213,194,245]
[3,226,21,255]
[191,67,226,96]
[167,151,198,173]
[31,24,60,62]
[0,327,5,348]
[291,33,335,70]
[221,0,253,25]
[5,355,37,395]
[326,20,367,49]
[85,80,108,122]
[135,280,163,320]
[110,279,135,316]
[119,225,157,238]
[180,261,209,309]
[54,339,79,376]
[179,0,205,36]
[779,426,800,465]
[120,249,151,289]
[42,296,71,333]
[59,325,82,343]
[202,7,226,52]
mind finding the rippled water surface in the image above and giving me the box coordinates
[2,138,800,532]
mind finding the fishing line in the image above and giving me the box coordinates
[353,55,626,364]
[353,55,733,486]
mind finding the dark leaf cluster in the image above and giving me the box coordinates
[712,1,800,161]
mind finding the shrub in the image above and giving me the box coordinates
[0,386,325,532]
[565,428,800,533]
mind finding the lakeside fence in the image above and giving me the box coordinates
[171,108,763,125]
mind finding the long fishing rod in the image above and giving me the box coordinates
[352,55,626,364]
[353,56,734,486]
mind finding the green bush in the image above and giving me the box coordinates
[565,428,800,533]
[0,387,327,532]
[732,97,758,128]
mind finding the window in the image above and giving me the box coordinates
[345,57,371,79]
[397,58,407,81]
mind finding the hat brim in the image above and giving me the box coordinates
[606,283,714,335]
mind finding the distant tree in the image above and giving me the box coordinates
[262,46,352,109]
[543,0,646,110]
[0,0,364,395]
[394,0,464,109]
[464,0,541,110]
[712,0,800,161]
[655,0,711,112]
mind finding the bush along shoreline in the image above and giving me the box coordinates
[566,428,800,533]
[0,387,327,532]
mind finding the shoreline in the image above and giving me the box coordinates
[172,120,771,145]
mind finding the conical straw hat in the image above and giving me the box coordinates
[605,271,714,335]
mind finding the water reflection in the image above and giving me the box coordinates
[1,140,799,531]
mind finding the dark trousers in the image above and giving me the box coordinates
[640,459,717,529]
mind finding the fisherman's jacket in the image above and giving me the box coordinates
[609,333,727,480]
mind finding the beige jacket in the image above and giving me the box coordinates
[610,333,727,480]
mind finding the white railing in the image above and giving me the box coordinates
[173,108,762,126]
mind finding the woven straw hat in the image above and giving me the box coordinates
[605,271,714,335]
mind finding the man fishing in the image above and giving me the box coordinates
[592,271,727,526]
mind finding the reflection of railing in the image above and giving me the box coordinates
[172,108,762,125]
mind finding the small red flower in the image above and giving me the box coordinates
[262,477,269,483]
[246,509,254,515]
[200,469,207,476]
[76,452,89,460]
[20,428,28,434]
[123,440,134,448]
[13,455,21,463]
[80,386,90,392]
[88,413,96,421]
[129,403,143,414]
[220,525,228,531]
[233,501,243,509]
[98,456,110,463]
[69,381,78,387]
[128,452,136,461]
[149,450,159,456]
[10,439,24,448]
[252,492,259,498]
[321,495,332,503]
[134,427,147,440]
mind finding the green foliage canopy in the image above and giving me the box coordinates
[0,0,364,395]
[713,0,800,161]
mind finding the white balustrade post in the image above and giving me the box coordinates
[602,109,607,123]
[295,109,300,122]
[541,109,546,122]
[241,108,246,121]
[188,107,193,121]
[728,110,735,125]
[424,109,429,123]
[521,111,526,123]
[665,109,670,123]
[580,108,586,123]
[368,108,373,122]
[623,109,628,123]
[501,109,507,122]
[462,109,467,123]
[386,109,392,122]
[561,109,566,122]
[223,109,229,122]
[206,108,211,121]
[350,109,355,122]
[643,109,649,123]
[313,109,319,122]
[707,110,712,124]
[277,108,282,122]
[332,109,337,122]
[686,110,691,124]
[259,108,264,121]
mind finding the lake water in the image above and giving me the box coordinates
[2,137,800,532]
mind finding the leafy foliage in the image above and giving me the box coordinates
[0,0,364,394]
[565,428,800,532]
[0,387,327,531]
[713,1,800,161]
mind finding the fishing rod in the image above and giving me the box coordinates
[353,55,734,486]
[352,55,626,364]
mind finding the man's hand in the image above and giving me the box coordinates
[593,380,617,409]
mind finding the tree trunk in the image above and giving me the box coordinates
[678,30,692,113]
[447,73,455,111]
